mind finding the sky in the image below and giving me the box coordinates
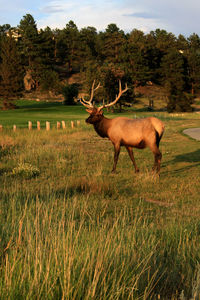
[0,0,200,37]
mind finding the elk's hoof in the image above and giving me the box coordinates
[135,169,140,173]
[111,169,118,174]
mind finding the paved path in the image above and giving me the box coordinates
[183,128,200,141]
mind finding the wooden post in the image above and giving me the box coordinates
[61,120,66,129]
[57,121,61,130]
[46,121,50,131]
[37,121,41,131]
[13,125,17,132]
[0,125,2,131]
[28,121,32,130]
[71,121,74,129]
[77,120,80,127]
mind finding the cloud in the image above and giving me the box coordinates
[40,1,79,15]
[37,0,161,33]
[123,12,159,20]
[41,5,65,14]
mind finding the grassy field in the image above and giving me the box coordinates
[0,100,87,128]
[0,100,200,299]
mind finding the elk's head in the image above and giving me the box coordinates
[85,107,103,124]
[79,80,128,124]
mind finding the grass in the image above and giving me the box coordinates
[0,98,199,130]
[0,100,200,299]
[0,100,88,128]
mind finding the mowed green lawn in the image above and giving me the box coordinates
[0,100,200,299]
[0,100,88,128]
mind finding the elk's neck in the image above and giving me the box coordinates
[93,117,111,138]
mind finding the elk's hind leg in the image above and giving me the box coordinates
[152,148,162,173]
[148,132,162,173]
[126,146,139,173]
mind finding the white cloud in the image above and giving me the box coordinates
[37,0,162,32]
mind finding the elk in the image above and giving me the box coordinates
[79,80,165,174]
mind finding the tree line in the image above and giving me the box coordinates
[0,14,200,112]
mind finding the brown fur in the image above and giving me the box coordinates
[86,108,165,173]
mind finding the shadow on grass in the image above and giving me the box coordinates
[16,102,86,116]
[19,102,63,110]
[162,163,200,177]
[173,149,200,164]
[54,179,115,199]
[162,149,200,175]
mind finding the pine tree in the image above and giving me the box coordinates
[0,32,23,109]
[18,14,40,90]
[161,49,186,91]
[160,49,193,112]
[56,21,81,73]
[187,34,200,95]
[18,14,38,66]
[123,29,151,85]
[79,26,98,66]
[32,27,57,91]
[98,24,125,65]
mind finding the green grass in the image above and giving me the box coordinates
[0,102,200,299]
[0,99,199,128]
[0,100,88,128]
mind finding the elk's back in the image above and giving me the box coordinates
[107,117,164,148]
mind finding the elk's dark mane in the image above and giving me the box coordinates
[93,116,111,138]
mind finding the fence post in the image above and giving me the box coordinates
[77,120,80,127]
[0,125,2,131]
[71,121,74,129]
[61,121,66,129]
[13,125,17,132]
[46,121,50,131]
[37,121,41,130]
[28,121,32,130]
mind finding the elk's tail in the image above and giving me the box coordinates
[155,130,164,147]
[150,117,165,147]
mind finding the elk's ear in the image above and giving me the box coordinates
[86,108,93,114]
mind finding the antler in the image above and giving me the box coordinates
[79,80,102,108]
[79,80,128,110]
[98,80,128,110]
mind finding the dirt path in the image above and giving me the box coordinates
[183,128,200,141]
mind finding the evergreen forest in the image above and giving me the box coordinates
[1,13,200,112]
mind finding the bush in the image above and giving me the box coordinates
[167,92,194,112]
[12,163,40,179]
[62,83,79,105]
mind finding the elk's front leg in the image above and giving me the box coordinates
[125,146,139,173]
[112,144,120,173]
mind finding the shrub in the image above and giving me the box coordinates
[12,163,40,179]
[62,83,79,105]
[167,92,194,112]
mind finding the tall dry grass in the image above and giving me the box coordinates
[1,192,200,300]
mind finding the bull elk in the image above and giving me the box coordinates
[79,80,165,174]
